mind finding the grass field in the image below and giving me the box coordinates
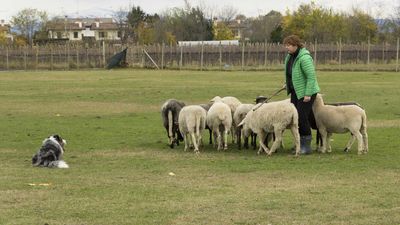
[0,69,399,225]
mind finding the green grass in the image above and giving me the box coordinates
[0,69,400,225]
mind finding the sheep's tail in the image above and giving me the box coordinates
[361,111,367,133]
[168,110,173,139]
[196,114,201,138]
[218,114,226,121]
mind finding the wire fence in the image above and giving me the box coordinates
[1,39,399,71]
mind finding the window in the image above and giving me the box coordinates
[74,32,78,38]
[117,31,122,38]
[99,32,107,38]
[57,32,62,39]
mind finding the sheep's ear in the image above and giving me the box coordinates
[237,120,244,128]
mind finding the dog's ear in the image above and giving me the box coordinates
[53,134,62,142]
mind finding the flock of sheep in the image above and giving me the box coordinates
[161,94,368,155]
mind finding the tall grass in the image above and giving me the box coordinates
[0,70,399,225]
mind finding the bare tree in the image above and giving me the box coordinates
[218,5,238,22]
[113,7,129,42]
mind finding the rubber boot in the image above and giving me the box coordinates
[300,135,312,154]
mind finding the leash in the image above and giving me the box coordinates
[253,85,286,111]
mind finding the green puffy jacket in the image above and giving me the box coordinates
[284,48,320,99]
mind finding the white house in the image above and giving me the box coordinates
[46,18,123,41]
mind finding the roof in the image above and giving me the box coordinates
[47,18,119,31]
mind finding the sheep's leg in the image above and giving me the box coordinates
[223,126,229,150]
[190,132,199,153]
[231,126,236,144]
[237,127,242,150]
[183,133,189,151]
[215,130,222,151]
[257,131,270,155]
[212,131,218,149]
[352,130,364,155]
[361,128,368,154]
[268,129,283,156]
[344,134,355,152]
[326,133,332,153]
[319,128,328,153]
[290,125,301,156]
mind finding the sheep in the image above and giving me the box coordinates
[312,94,368,154]
[310,101,363,150]
[238,100,300,156]
[210,96,242,144]
[161,99,185,148]
[206,101,232,151]
[178,105,207,153]
[233,103,255,149]
[199,103,213,145]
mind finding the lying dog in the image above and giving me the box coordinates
[32,134,69,168]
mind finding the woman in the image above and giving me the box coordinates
[283,35,320,154]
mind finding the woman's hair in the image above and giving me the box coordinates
[283,35,304,48]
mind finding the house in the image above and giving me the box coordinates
[0,20,13,43]
[46,17,124,41]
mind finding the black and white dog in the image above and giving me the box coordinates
[32,134,69,168]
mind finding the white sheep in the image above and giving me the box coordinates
[210,96,242,144]
[206,101,232,151]
[312,94,368,154]
[238,100,300,156]
[178,105,207,153]
[233,103,255,149]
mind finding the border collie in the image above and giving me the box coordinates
[32,134,69,168]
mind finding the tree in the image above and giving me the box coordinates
[248,10,282,42]
[213,22,234,40]
[10,8,48,45]
[218,5,238,22]
[113,7,129,42]
[168,6,213,41]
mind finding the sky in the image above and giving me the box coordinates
[0,0,397,22]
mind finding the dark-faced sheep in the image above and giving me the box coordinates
[161,99,185,148]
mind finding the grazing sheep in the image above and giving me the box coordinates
[161,99,185,148]
[206,101,232,150]
[233,103,255,149]
[210,96,242,144]
[312,94,368,154]
[238,100,300,156]
[178,105,207,153]
[200,103,213,145]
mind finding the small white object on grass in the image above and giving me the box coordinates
[168,172,176,176]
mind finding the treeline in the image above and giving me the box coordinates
[4,2,400,46]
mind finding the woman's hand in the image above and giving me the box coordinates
[303,96,311,102]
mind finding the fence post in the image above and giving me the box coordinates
[24,46,27,70]
[219,41,222,70]
[102,41,106,68]
[67,42,70,70]
[76,47,80,70]
[396,37,399,72]
[314,39,317,68]
[338,38,342,71]
[241,41,245,71]
[50,47,54,70]
[161,42,164,70]
[200,42,204,71]
[367,36,370,67]
[36,46,39,70]
[264,40,268,71]
[179,45,183,70]
[6,47,9,70]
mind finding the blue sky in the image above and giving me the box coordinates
[0,0,396,22]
